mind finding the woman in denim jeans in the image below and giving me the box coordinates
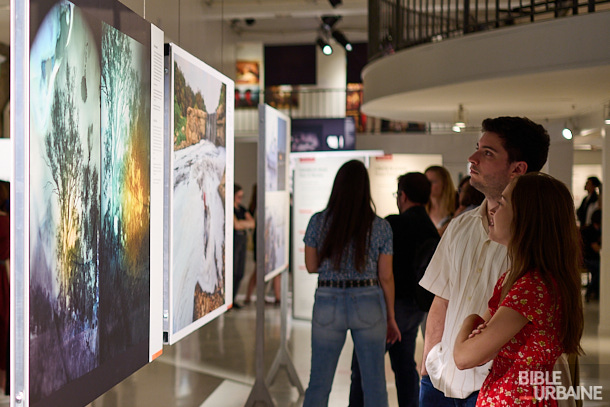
[303,160,401,407]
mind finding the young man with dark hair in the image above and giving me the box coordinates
[419,117,550,406]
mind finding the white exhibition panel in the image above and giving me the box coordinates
[369,154,443,218]
[291,151,381,320]
[260,104,291,282]
[291,152,443,320]
[16,0,165,406]
[164,43,234,345]
[0,138,10,182]
[573,164,602,206]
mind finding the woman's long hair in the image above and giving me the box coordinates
[501,173,583,355]
[425,166,456,217]
[319,160,376,272]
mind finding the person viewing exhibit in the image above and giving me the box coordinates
[576,176,601,228]
[349,172,439,407]
[453,173,584,406]
[419,116,550,406]
[454,175,485,217]
[302,160,401,407]
[244,183,281,305]
[424,165,456,235]
[582,208,601,302]
[233,184,255,308]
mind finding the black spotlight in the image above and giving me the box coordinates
[245,18,256,26]
[331,30,352,51]
[316,37,333,56]
[329,0,342,7]
[322,15,341,28]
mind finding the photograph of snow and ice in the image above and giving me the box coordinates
[168,44,233,342]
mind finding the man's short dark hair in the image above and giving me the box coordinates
[481,117,550,172]
[397,172,430,205]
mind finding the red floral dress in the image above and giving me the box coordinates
[476,270,563,406]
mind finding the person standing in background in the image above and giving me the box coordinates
[424,166,456,236]
[576,176,601,228]
[233,184,254,308]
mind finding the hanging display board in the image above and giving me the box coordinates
[163,43,234,345]
[259,104,291,282]
[369,154,443,218]
[291,151,381,320]
[291,152,442,320]
[13,0,164,406]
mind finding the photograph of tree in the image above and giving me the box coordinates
[170,47,229,339]
[99,21,150,364]
[29,2,101,402]
[28,0,153,406]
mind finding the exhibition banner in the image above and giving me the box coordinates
[369,154,443,218]
[291,152,375,320]
[17,0,164,406]
[291,117,356,152]
[291,152,441,320]
[259,105,290,282]
[164,43,234,344]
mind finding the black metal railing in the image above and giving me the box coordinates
[369,0,610,59]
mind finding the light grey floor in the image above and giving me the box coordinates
[5,251,607,407]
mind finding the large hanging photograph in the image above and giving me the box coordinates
[259,105,290,281]
[26,1,163,406]
[166,43,234,344]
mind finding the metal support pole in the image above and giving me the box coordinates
[266,268,305,395]
[11,0,29,405]
[245,106,275,407]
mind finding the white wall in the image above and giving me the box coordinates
[357,132,480,186]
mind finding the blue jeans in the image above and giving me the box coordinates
[350,298,424,407]
[419,375,479,407]
[303,286,389,407]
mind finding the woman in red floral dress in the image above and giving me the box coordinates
[453,173,584,406]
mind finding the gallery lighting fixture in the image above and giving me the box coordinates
[452,104,467,132]
[316,37,333,56]
[604,102,610,125]
[328,0,343,8]
[331,30,352,51]
[562,126,573,140]
[322,15,341,29]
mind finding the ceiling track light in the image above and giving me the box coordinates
[604,102,610,125]
[331,30,352,51]
[316,37,333,56]
[452,104,467,132]
[328,0,342,8]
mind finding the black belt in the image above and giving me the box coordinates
[318,279,378,288]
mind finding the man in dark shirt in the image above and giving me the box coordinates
[349,172,440,407]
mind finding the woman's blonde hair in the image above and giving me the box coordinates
[425,166,456,217]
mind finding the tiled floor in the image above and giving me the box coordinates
[5,254,608,407]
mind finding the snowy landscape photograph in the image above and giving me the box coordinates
[170,48,230,337]
[264,192,288,279]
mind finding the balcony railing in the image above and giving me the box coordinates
[235,87,350,136]
[369,0,610,60]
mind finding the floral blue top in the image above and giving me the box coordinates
[303,209,393,281]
